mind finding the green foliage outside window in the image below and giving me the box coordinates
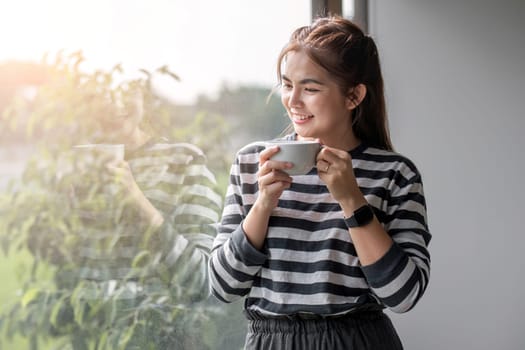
[0,52,252,350]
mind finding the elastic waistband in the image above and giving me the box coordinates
[245,307,384,321]
[244,309,386,334]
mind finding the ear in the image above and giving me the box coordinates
[345,84,367,110]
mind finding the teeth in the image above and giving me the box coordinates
[292,113,313,120]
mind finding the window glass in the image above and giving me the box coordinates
[343,0,356,19]
[0,1,310,349]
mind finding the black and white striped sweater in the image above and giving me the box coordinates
[75,138,222,301]
[209,134,431,316]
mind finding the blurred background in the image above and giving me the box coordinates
[0,0,524,349]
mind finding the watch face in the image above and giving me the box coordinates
[345,205,374,228]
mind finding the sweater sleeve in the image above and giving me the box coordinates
[361,163,431,313]
[142,143,223,303]
[208,146,268,303]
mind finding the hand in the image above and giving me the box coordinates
[316,146,367,211]
[255,146,293,213]
[105,159,142,199]
[105,160,164,228]
[241,146,293,250]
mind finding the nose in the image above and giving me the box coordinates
[287,87,303,108]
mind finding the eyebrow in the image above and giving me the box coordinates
[281,74,325,86]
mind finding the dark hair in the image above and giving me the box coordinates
[277,16,393,151]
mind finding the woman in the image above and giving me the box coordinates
[70,86,222,348]
[209,16,431,349]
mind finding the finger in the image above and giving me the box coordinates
[266,159,294,171]
[259,158,293,176]
[316,159,330,173]
[316,149,334,173]
[273,171,293,185]
[105,162,127,175]
[259,180,291,197]
[260,146,281,162]
[259,169,292,186]
[108,159,129,168]
[96,153,118,165]
[105,163,116,174]
[259,146,292,176]
[319,147,351,164]
[266,178,292,190]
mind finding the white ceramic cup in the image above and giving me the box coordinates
[266,140,321,176]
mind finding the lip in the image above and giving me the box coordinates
[290,112,313,124]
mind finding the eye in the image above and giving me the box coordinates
[281,82,292,90]
[305,87,320,92]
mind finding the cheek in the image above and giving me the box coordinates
[280,90,291,107]
[306,97,324,114]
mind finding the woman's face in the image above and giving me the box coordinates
[97,90,144,141]
[280,50,355,148]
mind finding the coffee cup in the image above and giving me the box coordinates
[266,140,321,176]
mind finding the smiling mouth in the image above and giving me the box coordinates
[291,113,314,121]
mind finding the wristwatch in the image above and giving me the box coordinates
[344,204,374,228]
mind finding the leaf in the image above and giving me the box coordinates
[166,70,181,81]
[0,234,9,255]
[21,288,40,308]
[118,320,147,350]
[139,68,152,78]
[72,300,87,326]
[131,250,150,268]
[69,50,85,73]
[49,295,71,329]
[117,323,136,350]
[97,330,109,350]
[156,65,180,81]
[111,63,123,74]
[70,282,94,326]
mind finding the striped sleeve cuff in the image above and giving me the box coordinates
[231,223,268,266]
[360,242,406,288]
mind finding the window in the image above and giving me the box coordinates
[0,1,312,349]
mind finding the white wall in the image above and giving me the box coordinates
[369,1,525,349]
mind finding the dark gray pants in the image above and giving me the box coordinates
[244,309,403,350]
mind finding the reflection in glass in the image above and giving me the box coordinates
[0,53,244,349]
